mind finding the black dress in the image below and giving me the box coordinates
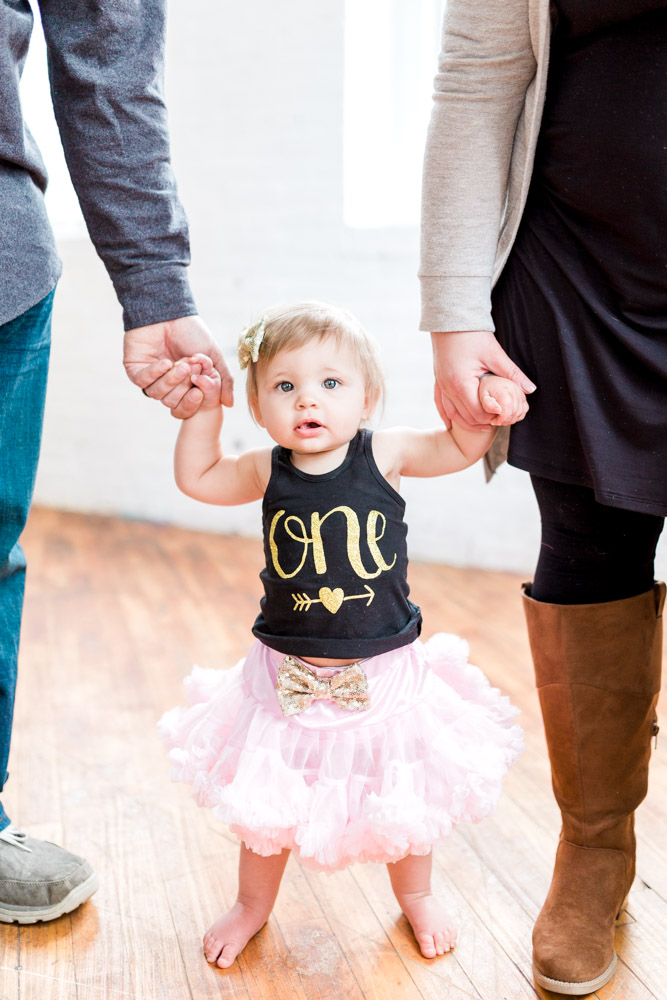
[492,0,667,517]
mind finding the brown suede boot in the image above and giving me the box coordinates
[523,581,664,996]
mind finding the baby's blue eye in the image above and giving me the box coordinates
[323,378,339,389]
[277,381,293,392]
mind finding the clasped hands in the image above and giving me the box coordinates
[122,314,232,418]
[123,318,536,431]
[431,330,537,431]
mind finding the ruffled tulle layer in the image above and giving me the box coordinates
[159,635,523,871]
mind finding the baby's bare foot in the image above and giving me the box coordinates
[203,901,269,968]
[400,892,457,958]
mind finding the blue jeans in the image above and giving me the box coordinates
[0,290,54,832]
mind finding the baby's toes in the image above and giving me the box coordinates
[217,942,241,969]
[203,933,222,964]
[416,931,437,958]
[433,930,450,954]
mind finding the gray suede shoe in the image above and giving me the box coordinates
[0,825,98,923]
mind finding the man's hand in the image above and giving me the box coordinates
[431,330,536,431]
[123,315,234,419]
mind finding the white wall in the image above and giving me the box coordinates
[29,1,666,578]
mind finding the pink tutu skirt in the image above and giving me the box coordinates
[159,635,524,872]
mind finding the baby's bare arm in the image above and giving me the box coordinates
[374,375,528,480]
[373,423,497,479]
[174,356,270,505]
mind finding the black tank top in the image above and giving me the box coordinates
[252,430,422,658]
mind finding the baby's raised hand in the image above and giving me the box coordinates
[183,353,223,410]
[478,374,530,426]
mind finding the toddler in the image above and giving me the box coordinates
[159,301,527,968]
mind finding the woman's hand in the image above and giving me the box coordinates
[431,330,535,430]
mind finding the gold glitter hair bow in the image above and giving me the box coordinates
[276,656,370,717]
[238,315,267,369]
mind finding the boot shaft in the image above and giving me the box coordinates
[524,582,664,848]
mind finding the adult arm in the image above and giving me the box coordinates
[420,0,537,428]
[38,0,232,414]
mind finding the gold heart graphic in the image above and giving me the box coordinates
[319,587,344,614]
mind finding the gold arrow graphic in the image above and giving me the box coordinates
[344,584,375,606]
[292,584,375,613]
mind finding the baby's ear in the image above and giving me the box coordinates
[363,387,381,420]
[250,396,265,428]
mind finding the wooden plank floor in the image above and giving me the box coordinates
[0,506,665,1000]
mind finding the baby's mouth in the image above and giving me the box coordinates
[295,419,323,435]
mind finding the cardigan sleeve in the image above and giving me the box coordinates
[419,0,536,333]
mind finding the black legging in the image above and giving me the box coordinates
[530,475,665,605]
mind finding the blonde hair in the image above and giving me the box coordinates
[240,301,385,417]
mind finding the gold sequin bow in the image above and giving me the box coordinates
[276,655,371,717]
[237,316,267,370]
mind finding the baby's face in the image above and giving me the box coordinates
[252,339,372,457]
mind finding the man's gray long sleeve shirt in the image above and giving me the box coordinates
[0,0,196,329]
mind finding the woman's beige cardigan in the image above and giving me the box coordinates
[419,0,553,471]
[420,0,552,333]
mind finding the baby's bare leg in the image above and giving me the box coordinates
[387,852,457,958]
[203,844,290,968]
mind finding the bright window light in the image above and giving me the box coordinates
[20,2,87,241]
[343,0,446,230]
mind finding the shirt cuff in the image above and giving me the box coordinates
[418,275,495,333]
[111,263,198,331]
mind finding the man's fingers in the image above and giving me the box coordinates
[159,381,198,411]
[125,357,173,389]
[220,374,234,408]
[206,340,229,375]
[171,386,204,420]
[124,315,235,404]
[212,358,234,407]
[140,362,192,401]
